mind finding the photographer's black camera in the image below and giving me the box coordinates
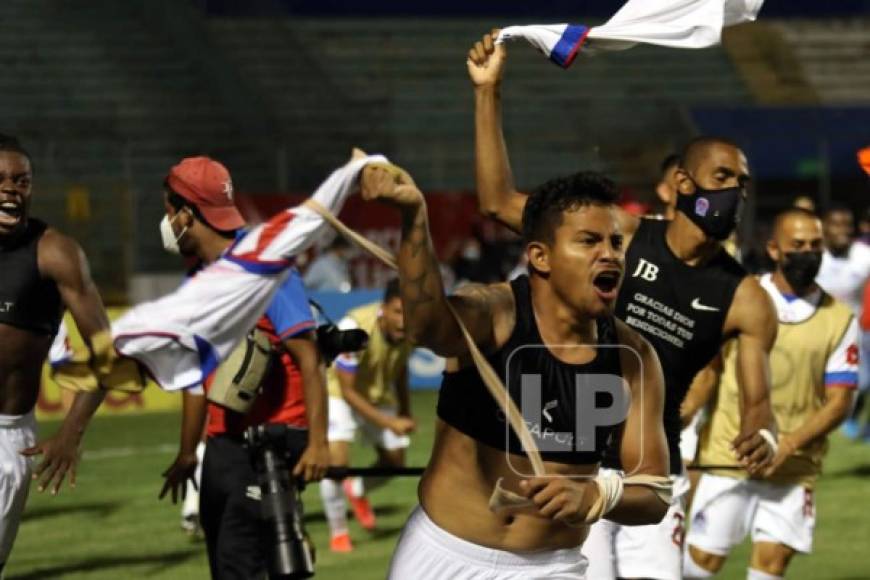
[310,299,369,364]
[315,323,368,363]
[245,425,315,579]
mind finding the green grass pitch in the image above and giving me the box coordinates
[9,391,870,579]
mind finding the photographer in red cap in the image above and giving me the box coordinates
[157,156,330,579]
[162,155,246,233]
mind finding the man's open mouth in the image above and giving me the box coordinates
[0,202,21,226]
[593,270,621,300]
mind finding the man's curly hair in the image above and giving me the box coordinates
[0,133,33,172]
[522,171,618,244]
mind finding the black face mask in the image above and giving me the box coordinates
[676,177,745,241]
[781,251,822,294]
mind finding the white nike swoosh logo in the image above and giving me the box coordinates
[542,400,558,423]
[691,298,720,312]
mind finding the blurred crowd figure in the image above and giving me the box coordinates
[793,195,816,213]
[814,203,870,440]
[303,235,353,292]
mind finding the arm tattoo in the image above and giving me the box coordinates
[398,206,447,338]
[397,205,510,353]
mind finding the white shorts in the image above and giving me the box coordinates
[686,473,815,555]
[581,470,687,580]
[0,412,36,564]
[327,397,409,451]
[388,505,588,580]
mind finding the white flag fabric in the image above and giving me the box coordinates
[111,154,387,391]
[496,0,764,68]
[48,320,74,368]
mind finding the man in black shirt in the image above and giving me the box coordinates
[0,134,112,572]
[468,31,777,579]
[361,163,670,579]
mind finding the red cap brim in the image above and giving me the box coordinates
[199,204,246,231]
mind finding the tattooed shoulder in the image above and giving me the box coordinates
[452,282,511,306]
[451,282,515,345]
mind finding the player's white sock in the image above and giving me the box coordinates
[319,479,349,536]
[683,550,715,578]
[346,476,364,497]
[747,568,783,580]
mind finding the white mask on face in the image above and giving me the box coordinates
[160,214,187,255]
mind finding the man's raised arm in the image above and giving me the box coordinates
[468,32,640,240]
[469,31,527,233]
[360,165,512,358]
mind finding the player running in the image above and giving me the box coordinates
[0,134,112,572]
[360,162,670,579]
[684,208,858,579]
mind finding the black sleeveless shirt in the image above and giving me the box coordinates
[437,275,625,466]
[0,219,63,336]
[612,219,745,473]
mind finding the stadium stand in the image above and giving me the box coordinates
[0,0,865,295]
[772,19,870,104]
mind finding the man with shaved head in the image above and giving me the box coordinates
[685,208,858,579]
[468,32,777,578]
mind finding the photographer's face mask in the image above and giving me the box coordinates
[675,174,745,241]
[160,213,188,255]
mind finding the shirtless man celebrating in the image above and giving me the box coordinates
[0,134,111,571]
[362,164,670,578]
[468,32,777,579]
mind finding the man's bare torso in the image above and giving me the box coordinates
[420,421,596,552]
[0,324,52,415]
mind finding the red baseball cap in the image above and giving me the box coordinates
[166,156,245,231]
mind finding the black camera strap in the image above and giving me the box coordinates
[308,299,335,325]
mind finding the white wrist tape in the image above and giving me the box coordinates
[584,472,624,523]
[758,429,779,456]
[585,473,674,524]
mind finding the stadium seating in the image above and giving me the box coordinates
[1,0,865,290]
[208,18,751,189]
[772,19,870,103]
